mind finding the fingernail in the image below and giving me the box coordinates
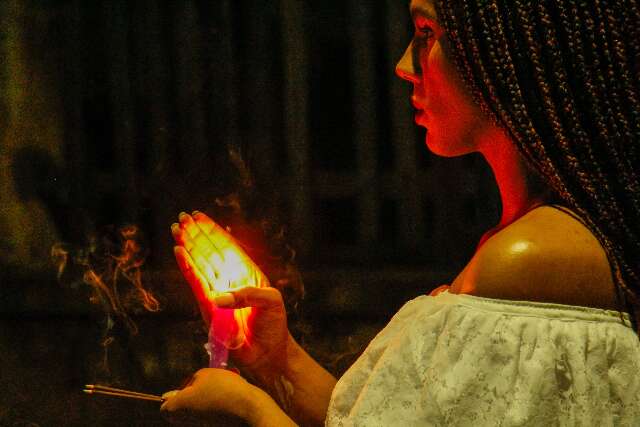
[192,210,201,216]
[162,390,179,400]
[171,223,179,233]
[178,212,189,221]
[213,292,235,307]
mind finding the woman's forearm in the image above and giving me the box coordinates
[244,334,337,427]
[247,386,298,427]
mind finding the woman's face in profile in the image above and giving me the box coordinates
[396,0,494,157]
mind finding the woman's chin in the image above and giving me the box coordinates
[426,134,473,158]
[425,134,452,157]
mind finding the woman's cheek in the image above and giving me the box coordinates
[423,44,449,105]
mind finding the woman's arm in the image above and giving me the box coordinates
[171,212,336,425]
[247,386,298,427]
[244,334,337,427]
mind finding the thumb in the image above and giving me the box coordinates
[160,390,179,409]
[213,286,283,310]
[160,389,200,425]
[160,390,181,413]
[160,387,198,412]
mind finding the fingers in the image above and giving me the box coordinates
[174,212,230,255]
[173,215,223,264]
[171,213,200,249]
[173,211,266,292]
[214,286,283,310]
[160,368,210,412]
[173,213,228,281]
[173,222,221,285]
[429,284,451,297]
[160,369,215,413]
[160,386,197,415]
[192,211,239,252]
[160,369,253,426]
[188,213,253,280]
[174,246,213,325]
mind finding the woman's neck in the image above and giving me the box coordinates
[479,131,547,229]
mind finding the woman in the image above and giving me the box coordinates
[162,0,640,425]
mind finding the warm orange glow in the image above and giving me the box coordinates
[51,243,68,281]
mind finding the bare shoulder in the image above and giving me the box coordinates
[451,206,618,309]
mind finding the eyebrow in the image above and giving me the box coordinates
[410,3,437,21]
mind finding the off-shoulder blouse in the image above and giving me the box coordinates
[326,290,640,426]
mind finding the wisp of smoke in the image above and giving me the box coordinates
[50,225,160,369]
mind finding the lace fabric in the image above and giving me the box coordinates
[326,290,640,426]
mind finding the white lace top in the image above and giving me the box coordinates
[326,290,640,426]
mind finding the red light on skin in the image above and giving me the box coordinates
[172,212,270,352]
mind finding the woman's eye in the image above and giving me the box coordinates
[414,25,434,47]
[417,26,434,38]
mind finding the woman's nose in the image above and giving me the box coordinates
[395,42,420,84]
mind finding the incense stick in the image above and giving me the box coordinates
[84,389,164,402]
[84,384,165,403]
[85,384,163,399]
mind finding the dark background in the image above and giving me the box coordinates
[0,1,500,425]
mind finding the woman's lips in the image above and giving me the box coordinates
[411,96,428,126]
[414,110,428,125]
[412,98,428,125]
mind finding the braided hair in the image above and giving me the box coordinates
[434,0,640,333]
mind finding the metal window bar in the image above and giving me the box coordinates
[281,0,312,255]
[384,0,425,253]
[103,1,138,220]
[348,0,379,249]
[244,1,278,184]
[173,0,208,174]
[217,0,242,152]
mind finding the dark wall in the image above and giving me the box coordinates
[0,1,500,425]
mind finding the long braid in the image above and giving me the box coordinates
[497,2,576,198]
[623,0,640,176]
[598,0,640,200]
[558,0,638,225]
[617,1,640,167]
[562,0,640,327]
[534,1,608,209]
[530,2,630,254]
[549,0,640,241]
[590,0,640,206]
[472,1,544,163]
[600,1,640,136]
[579,0,640,297]
[593,0,640,280]
[436,0,640,333]
[518,1,640,323]
[481,2,564,181]
[451,2,503,128]
[624,0,640,86]
[546,0,624,225]
[513,0,598,201]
